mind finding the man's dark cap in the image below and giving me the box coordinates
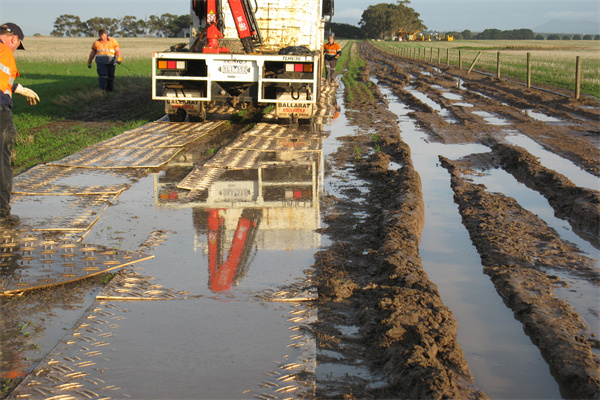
[0,23,25,50]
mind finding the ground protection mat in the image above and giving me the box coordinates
[12,165,145,196]
[48,147,182,169]
[10,193,120,232]
[0,230,153,296]
[177,122,323,191]
[48,120,225,170]
[126,120,225,135]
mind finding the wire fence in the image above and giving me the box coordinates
[375,41,600,99]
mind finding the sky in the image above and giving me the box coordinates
[1,0,598,37]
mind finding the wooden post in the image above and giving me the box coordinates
[527,52,531,88]
[496,51,501,79]
[575,56,581,99]
[446,49,450,66]
[467,51,482,74]
[430,47,433,62]
[437,48,441,63]
[459,50,462,70]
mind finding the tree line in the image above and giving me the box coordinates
[449,29,599,41]
[51,14,190,37]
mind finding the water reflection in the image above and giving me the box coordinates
[152,123,324,292]
[200,208,261,292]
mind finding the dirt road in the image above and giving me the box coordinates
[310,41,598,399]
[1,40,598,399]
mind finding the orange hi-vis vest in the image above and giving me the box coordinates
[92,37,120,64]
[324,42,341,59]
[0,41,19,105]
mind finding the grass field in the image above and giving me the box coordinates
[373,39,600,97]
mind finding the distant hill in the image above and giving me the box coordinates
[534,19,599,35]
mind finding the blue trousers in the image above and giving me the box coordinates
[96,62,116,91]
[0,107,17,215]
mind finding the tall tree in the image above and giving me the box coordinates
[170,15,191,37]
[120,15,147,37]
[359,1,425,40]
[475,29,503,40]
[51,14,84,37]
[85,17,119,37]
[159,13,179,37]
[147,15,165,37]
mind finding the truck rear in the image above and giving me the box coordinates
[152,0,334,122]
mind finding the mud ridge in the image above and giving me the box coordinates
[440,156,599,399]
[313,42,486,399]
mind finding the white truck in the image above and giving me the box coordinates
[152,0,334,122]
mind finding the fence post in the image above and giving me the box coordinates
[527,52,531,88]
[430,47,433,62]
[575,56,581,99]
[437,48,441,64]
[446,49,450,66]
[459,50,462,70]
[496,51,501,79]
[467,51,482,74]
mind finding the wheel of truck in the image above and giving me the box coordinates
[188,102,207,122]
[168,109,186,122]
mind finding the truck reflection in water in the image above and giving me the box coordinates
[155,133,322,293]
[203,208,261,292]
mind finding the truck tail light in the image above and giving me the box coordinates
[285,63,313,73]
[157,60,186,70]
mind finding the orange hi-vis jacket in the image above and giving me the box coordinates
[323,42,342,60]
[92,37,120,64]
[0,40,18,108]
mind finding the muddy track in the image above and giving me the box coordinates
[312,41,599,399]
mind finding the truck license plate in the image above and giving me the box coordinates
[221,65,251,74]
[277,103,313,118]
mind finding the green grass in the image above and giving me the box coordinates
[341,41,376,104]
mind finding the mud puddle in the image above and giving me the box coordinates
[379,85,566,399]
[3,116,334,398]
[70,157,320,397]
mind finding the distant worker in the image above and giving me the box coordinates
[0,23,40,223]
[87,29,122,92]
[323,35,341,84]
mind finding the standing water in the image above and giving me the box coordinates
[379,85,565,399]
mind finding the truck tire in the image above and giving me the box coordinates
[168,109,186,122]
[189,103,207,122]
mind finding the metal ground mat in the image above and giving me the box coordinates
[0,230,153,296]
[12,165,146,196]
[10,193,120,232]
[126,120,225,135]
[96,268,191,301]
[48,147,182,169]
